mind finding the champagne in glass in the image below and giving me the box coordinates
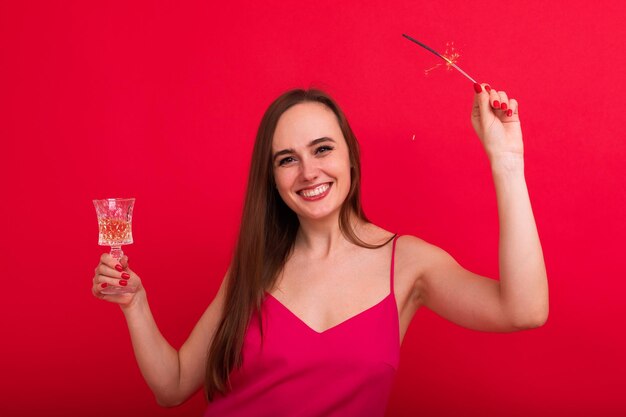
[93,198,135,294]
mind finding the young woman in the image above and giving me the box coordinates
[92,85,548,416]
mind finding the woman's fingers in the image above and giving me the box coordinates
[471,82,524,162]
[488,87,501,110]
[93,272,126,288]
[473,83,491,115]
[92,281,133,303]
[99,252,126,272]
[94,260,117,277]
[92,276,116,299]
[92,278,106,298]
[92,253,141,305]
[93,253,132,291]
[496,90,509,112]
[507,98,519,118]
[488,88,518,118]
[475,84,517,119]
[95,262,128,283]
[92,273,135,303]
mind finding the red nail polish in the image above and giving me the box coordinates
[493,100,500,109]
[473,83,482,93]
[485,85,492,92]
[115,264,123,272]
[101,283,108,288]
[501,103,508,111]
[121,272,130,279]
[120,280,128,286]
[507,109,513,117]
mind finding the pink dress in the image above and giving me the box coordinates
[204,234,401,416]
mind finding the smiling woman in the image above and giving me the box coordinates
[272,103,352,221]
[91,86,548,417]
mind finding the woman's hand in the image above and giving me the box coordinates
[471,83,523,169]
[92,254,145,310]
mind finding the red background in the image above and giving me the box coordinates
[1,1,625,416]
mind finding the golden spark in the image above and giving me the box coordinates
[425,42,461,75]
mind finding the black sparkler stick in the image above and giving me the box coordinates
[402,33,477,84]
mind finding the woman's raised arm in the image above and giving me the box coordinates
[410,84,548,332]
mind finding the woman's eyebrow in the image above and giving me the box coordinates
[272,137,336,162]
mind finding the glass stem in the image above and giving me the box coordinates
[110,245,124,261]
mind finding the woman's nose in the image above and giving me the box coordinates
[300,157,320,181]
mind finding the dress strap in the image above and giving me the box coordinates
[390,234,401,294]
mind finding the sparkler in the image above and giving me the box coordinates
[402,34,477,84]
[424,41,459,75]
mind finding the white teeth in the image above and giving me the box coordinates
[300,183,329,198]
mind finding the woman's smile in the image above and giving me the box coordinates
[297,182,332,200]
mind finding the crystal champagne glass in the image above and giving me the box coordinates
[93,197,135,294]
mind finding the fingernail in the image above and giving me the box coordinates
[493,100,500,109]
[500,102,508,111]
[115,264,124,272]
[473,83,482,93]
[101,283,108,288]
[121,272,130,279]
[485,85,492,92]
[120,280,128,286]
[507,109,513,117]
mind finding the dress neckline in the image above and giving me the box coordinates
[262,233,400,335]
[264,291,393,335]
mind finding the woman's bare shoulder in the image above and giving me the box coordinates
[394,234,443,269]
[359,223,435,252]
[396,234,435,249]
[357,221,397,245]
[393,234,444,291]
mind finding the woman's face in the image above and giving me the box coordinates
[271,102,351,222]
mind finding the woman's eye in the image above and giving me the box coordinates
[279,157,295,166]
[316,145,334,154]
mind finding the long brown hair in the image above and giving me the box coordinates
[205,87,395,401]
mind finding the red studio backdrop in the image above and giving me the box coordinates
[1,1,625,416]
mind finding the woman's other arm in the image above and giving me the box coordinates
[94,255,228,406]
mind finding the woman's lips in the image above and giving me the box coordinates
[297,182,331,200]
